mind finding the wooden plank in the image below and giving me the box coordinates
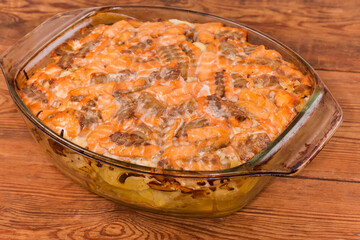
[0,1,359,239]
[0,175,360,239]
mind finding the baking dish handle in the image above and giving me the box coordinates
[248,85,342,176]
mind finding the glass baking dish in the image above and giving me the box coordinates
[0,6,342,217]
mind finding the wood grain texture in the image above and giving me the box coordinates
[0,0,359,239]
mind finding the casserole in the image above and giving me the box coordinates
[0,6,342,217]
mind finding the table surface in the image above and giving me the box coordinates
[0,0,359,239]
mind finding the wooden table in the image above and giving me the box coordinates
[0,1,359,239]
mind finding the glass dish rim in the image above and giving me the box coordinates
[0,5,337,179]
